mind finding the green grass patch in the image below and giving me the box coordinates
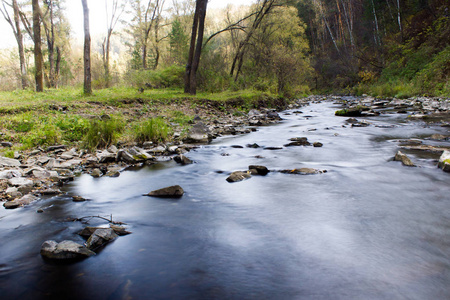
[133,118,171,143]
[83,118,124,151]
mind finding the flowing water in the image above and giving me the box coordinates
[0,101,449,300]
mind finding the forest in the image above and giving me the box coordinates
[0,0,449,98]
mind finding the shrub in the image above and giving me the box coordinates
[133,118,171,143]
[83,118,123,150]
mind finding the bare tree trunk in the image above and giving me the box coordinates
[10,0,28,88]
[184,0,200,93]
[188,0,207,95]
[370,0,381,46]
[55,46,61,88]
[32,0,44,92]
[81,0,91,95]
[396,0,402,40]
[42,0,56,88]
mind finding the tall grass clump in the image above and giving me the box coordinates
[134,118,171,143]
[83,118,124,150]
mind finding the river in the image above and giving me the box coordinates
[0,101,449,299]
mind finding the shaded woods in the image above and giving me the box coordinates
[0,0,448,97]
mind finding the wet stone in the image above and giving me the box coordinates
[146,185,184,198]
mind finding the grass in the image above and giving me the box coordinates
[83,118,124,151]
[0,86,284,152]
[133,118,171,143]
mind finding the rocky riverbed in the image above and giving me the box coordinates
[0,94,449,211]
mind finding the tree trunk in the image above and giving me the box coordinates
[32,0,44,92]
[184,0,201,94]
[12,0,28,89]
[81,0,92,95]
[188,0,207,95]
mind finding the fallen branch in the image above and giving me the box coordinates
[71,214,127,225]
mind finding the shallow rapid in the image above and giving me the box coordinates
[0,101,449,299]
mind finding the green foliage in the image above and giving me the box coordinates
[169,19,189,65]
[128,66,185,89]
[55,115,90,142]
[3,150,15,158]
[19,123,60,149]
[133,118,171,143]
[83,118,124,150]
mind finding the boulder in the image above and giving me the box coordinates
[40,240,95,260]
[90,169,102,178]
[1,142,13,147]
[85,228,118,250]
[79,225,131,238]
[105,169,121,177]
[313,142,323,147]
[226,171,251,182]
[285,137,311,147]
[184,122,211,143]
[0,156,21,167]
[38,188,62,195]
[248,165,269,176]
[147,185,184,198]
[97,151,116,163]
[46,145,66,152]
[335,108,363,117]
[394,151,416,167]
[110,225,132,236]
[438,151,450,172]
[8,177,33,187]
[280,168,323,175]
[5,187,22,200]
[173,155,193,165]
[0,169,22,179]
[72,195,87,202]
[4,194,38,209]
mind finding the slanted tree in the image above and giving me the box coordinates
[184,0,207,95]
[0,0,28,89]
[81,0,91,95]
[102,0,125,87]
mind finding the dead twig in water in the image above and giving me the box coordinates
[71,214,127,225]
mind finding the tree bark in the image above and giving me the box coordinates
[184,0,200,94]
[32,0,44,92]
[188,0,207,95]
[81,0,92,95]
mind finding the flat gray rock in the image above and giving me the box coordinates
[0,156,21,167]
[40,240,95,260]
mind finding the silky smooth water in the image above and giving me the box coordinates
[0,101,449,299]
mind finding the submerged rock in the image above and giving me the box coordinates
[226,171,251,182]
[86,228,118,250]
[40,240,95,260]
[90,169,102,178]
[72,195,87,202]
[248,165,269,176]
[394,151,416,167]
[4,194,38,209]
[173,155,193,165]
[146,185,184,198]
[280,168,323,175]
